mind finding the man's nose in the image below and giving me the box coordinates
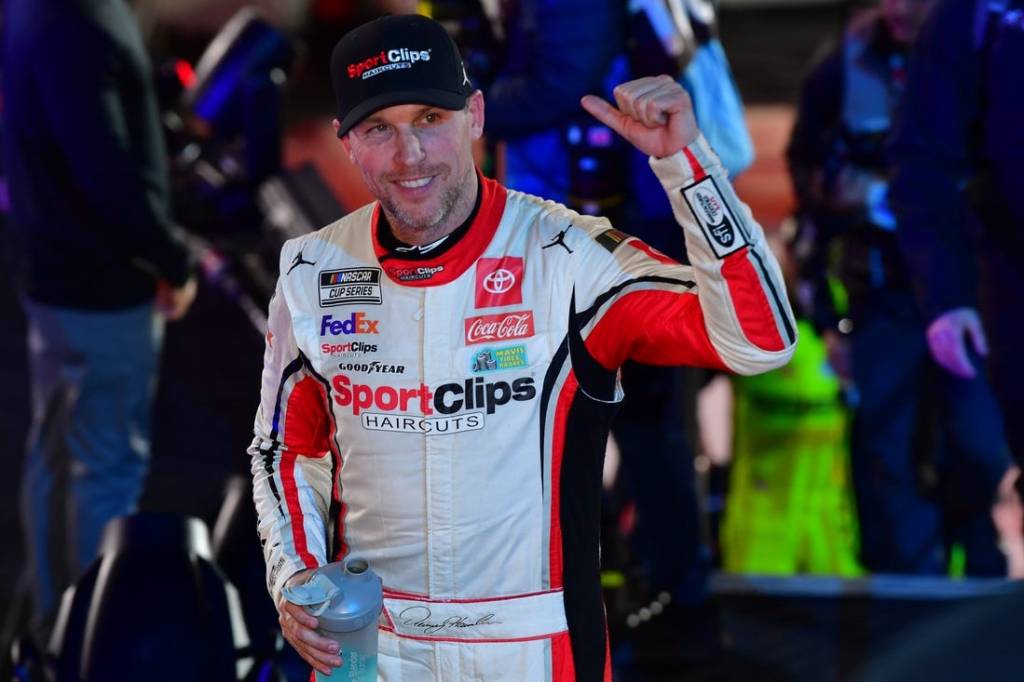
[394,129,425,166]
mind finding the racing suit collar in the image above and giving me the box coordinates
[372,168,507,287]
[376,174,483,261]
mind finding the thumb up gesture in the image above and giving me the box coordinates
[581,75,699,159]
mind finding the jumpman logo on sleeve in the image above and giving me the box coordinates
[287,251,316,275]
[542,226,573,254]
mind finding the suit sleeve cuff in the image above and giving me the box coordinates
[270,559,316,606]
[648,134,724,191]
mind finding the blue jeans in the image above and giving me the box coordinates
[20,299,163,633]
[850,290,1010,575]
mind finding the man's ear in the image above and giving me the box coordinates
[467,90,485,140]
[335,119,355,161]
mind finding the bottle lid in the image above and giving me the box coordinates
[308,557,383,633]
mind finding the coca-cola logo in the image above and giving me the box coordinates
[464,311,535,346]
[483,269,516,294]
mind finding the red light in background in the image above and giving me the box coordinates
[175,59,196,89]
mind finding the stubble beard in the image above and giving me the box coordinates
[382,183,459,235]
[377,165,474,243]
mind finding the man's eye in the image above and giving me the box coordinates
[423,112,440,124]
[362,123,389,137]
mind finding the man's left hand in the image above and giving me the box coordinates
[580,75,699,158]
[926,307,988,379]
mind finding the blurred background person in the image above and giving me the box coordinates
[2,0,197,647]
[471,0,754,668]
[889,0,1024,478]
[721,227,862,577]
[786,0,1012,576]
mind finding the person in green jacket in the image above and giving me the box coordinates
[721,232,861,576]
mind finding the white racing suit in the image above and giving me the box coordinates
[250,136,797,681]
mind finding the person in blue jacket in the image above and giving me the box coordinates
[3,0,197,643]
[788,0,1012,575]
[889,0,1024,471]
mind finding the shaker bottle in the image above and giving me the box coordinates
[283,556,383,682]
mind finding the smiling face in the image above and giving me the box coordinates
[338,91,485,245]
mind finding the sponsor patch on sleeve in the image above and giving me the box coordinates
[595,228,630,254]
[319,268,383,307]
[681,177,750,258]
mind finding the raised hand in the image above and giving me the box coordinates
[926,307,989,379]
[580,75,699,158]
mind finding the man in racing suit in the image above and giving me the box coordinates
[249,14,796,681]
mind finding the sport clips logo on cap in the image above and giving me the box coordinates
[347,48,433,80]
[330,14,473,137]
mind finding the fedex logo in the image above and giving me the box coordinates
[320,313,380,336]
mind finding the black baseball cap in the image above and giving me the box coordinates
[330,14,474,138]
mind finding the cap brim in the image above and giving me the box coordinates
[337,89,469,138]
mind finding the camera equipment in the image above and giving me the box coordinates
[170,8,295,237]
[49,514,251,682]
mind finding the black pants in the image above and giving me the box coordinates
[980,241,1024,466]
[611,362,707,600]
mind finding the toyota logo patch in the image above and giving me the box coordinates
[483,269,516,294]
[475,257,524,308]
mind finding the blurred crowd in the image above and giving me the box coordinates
[1,0,1022,678]
[437,1,1024,662]
[420,0,1024,594]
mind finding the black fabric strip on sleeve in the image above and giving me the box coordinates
[262,445,284,508]
[746,248,797,344]
[538,340,570,488]
[567,290,618,402]
[575,275,696,329]
[270,355,306,442]
[264,355,306,509]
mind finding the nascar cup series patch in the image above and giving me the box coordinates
[681,177,750,259]
[319,268,383,307]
